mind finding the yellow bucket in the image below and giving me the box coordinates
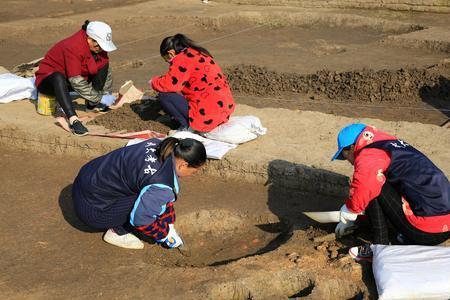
[37,93,56,116]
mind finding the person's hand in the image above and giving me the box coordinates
[335,220,355,238]
[335,204,360,238]
[100,94,116,106]
[160,224,183,248]
[339,204,358,224]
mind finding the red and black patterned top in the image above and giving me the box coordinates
[151,48,235,132]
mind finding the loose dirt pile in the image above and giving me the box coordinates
[225,63,450,104]
[89,100,172,133]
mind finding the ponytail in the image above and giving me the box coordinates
[156,137,207,168]
[160,34,212,57]
[81,20,90,31]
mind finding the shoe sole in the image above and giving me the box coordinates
[103,236,144,250]
[103,231,145,250]
[348,247,372,262]
[72,131,89,137]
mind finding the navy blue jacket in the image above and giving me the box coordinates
[364,139,450,217]
[74,139,179,225]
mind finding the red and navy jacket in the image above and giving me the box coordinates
[74,138,178,240]
[151,47,235,132]
[35,29,109,87]
[346,126,450,233]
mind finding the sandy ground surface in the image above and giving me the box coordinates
[0,0,449,299]
[0,148,375,299]
[1,0,449,124]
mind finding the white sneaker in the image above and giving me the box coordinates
[103,228,144,250]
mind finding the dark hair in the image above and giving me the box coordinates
[342,145,353,151]
[156,137,207,168]
[81,20,90,31]
[160,34,212,57]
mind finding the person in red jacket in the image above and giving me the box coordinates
[35,20,117,136]
[150,34,235,133]
[332,124,450,261]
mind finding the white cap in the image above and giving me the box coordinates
[86,21,117,52]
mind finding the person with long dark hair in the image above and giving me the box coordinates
[72,137,207,249]
[332,124,450,261]
[35,20,117,136]
[150,34,235,133]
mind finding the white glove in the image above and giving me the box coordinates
[160,224,183,248]
[339,204,358,224]
[335,220,355,238]
[335,204,361,238]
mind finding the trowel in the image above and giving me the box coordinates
[303,211,340,223]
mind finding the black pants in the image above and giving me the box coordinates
[367,182,450,245]
[37,64,108,118]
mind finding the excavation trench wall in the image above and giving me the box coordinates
[214,0,450,13]
[2,102,449,201]
[196,11,423,33]
[0,123,350,198]
[0,10,426,48]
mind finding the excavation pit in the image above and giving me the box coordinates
[141,216,291,267]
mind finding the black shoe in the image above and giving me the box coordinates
[70,120,89,136]
[94,103,110,112]
[85,101,96,111]
[86,101,109,113]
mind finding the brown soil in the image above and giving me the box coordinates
[2,2,449,127]
[225,63,450,105]
[89,100,172,133]
[88,62,450,133]
[1,1,450,298]
[0,0,149,22]
[0,147,375,299]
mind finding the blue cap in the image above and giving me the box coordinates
[331,123,366,161]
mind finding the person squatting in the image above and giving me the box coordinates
[72,137,206,249]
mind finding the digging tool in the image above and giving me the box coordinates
[303,211,340,223]
[177,243,192,257]
[303,211,358,241]
[176,231,192,257]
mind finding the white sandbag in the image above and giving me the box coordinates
[371,244,450,300]
[170,131,237,159]
[126,131,237,160]
[203,116,267,144]
[0,66,9,75]
[0,73,37,103]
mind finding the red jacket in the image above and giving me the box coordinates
[151,48,235,132]
[35,30,109,87]
[346,126,450,233]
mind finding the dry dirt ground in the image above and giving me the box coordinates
[0,0,449,299]
[0,148,375,299]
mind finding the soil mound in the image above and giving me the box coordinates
[89,100,171,133]
[225,64,450,104]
